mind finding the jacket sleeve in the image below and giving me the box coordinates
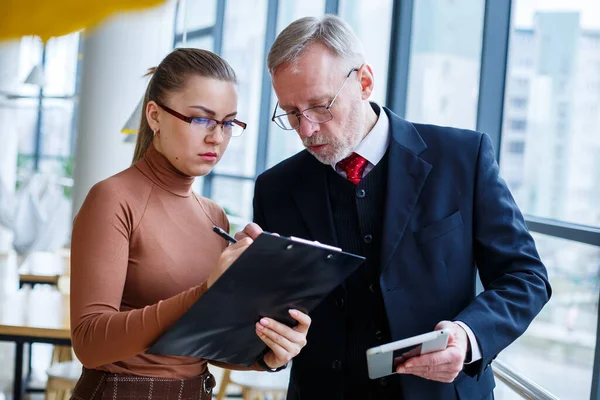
[455,133,552,379]
[252,174,268,229]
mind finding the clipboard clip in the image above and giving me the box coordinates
[289,236,342,252]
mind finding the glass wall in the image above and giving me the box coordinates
[339,0,393,106]
[499,233,600,399]
[14,33,79,182]
[405,0,485,130]
[496,1,600,399]
[499,0,600,228]
[266,0,326,169]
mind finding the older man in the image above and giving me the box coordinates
[240,15,551,400]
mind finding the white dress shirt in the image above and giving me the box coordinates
[332,103,482,364]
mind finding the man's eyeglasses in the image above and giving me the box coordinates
[271,67,360,131]
[157,103,247,137]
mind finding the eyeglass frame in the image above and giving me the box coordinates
[271,66,360,131]
[156,102,247,137]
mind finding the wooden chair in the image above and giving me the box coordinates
[45,359,82,400]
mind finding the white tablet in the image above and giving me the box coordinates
[366,330,450,379]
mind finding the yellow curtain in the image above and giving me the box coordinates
[2,0,167,42]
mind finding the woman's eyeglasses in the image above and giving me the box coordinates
[157,103,247,137]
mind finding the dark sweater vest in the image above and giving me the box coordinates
[326,149,392,387]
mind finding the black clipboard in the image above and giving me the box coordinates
[147,233,365,366]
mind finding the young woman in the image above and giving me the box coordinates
[69,48,310,399]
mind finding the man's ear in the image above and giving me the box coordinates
[146,101,160,131]
[358,64,375,100]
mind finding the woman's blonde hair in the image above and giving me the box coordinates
[132,48,237,163]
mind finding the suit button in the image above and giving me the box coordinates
[363,234,372,243]
[356,189,366,198]
[375,330,383,340]
[332,360,342,370]
[369,284,376,293]
[380,377,388,387]
[336,297,345,309]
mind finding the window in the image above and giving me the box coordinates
[217,0,268,177]
[265,0,326,169]
[513,77,529,90]
[181,35,214,51]
[210,177,255,226]
[510,119,527,131]
[405,0,485,129]
[498,233,600,400]
[500,1,600,228]
[339,0,393,106]
[508,141,525,154]
[14,33,80,188]
[510,97,528,109]
[175,0,217,34]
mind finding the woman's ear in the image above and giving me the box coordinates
[146,101,160,131]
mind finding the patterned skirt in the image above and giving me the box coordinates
[70,367,216,400]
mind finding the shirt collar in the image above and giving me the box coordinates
[332,102,390,172]
[353,102,390,166]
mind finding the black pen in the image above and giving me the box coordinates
[212,225,238,244]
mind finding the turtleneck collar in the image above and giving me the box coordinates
[135,143,195,197]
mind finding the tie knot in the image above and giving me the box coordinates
[336,153,368,185]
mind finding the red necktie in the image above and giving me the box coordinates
[336,152,368,185]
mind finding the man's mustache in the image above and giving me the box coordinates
[302,136,329,146]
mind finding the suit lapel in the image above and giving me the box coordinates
[380,109,432,273]
[290,155,339,248]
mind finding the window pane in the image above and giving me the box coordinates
[38,157,68,177]
[210,177,254,228]
[179,35,214,51]
[176,0,217,33]
[13,98,39,154]
[493,377,525,400]
[43,33,79,97]
[405,0,485,129]
[18,36,43,97]
[266,0,325,169]
[192,175,204,198]
[339,0,393,105]
[217,0,267,176]
[499,1,600,227]
[276,0,324,30]
[41,99,74,157]
[498,232,600,400]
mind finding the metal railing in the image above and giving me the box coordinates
[493,359,560,400]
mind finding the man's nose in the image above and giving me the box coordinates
[297,116,318,138]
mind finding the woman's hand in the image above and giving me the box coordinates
[207,237,253,288]
[234,222,264,241]
[256,309,311,369]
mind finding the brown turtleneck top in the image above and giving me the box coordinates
[70,144,229,378]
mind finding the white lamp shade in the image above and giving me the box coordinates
[24,64,45,86]
[121,95,144,136]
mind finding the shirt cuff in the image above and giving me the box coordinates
[454,321,482,364]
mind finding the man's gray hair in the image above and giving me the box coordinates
[267,14,365,75]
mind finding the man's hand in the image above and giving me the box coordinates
[395,321,470,383]
[256,309,311,369]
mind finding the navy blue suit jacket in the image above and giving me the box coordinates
[252,107,551,399]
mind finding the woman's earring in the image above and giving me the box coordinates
[153,129,157,136]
